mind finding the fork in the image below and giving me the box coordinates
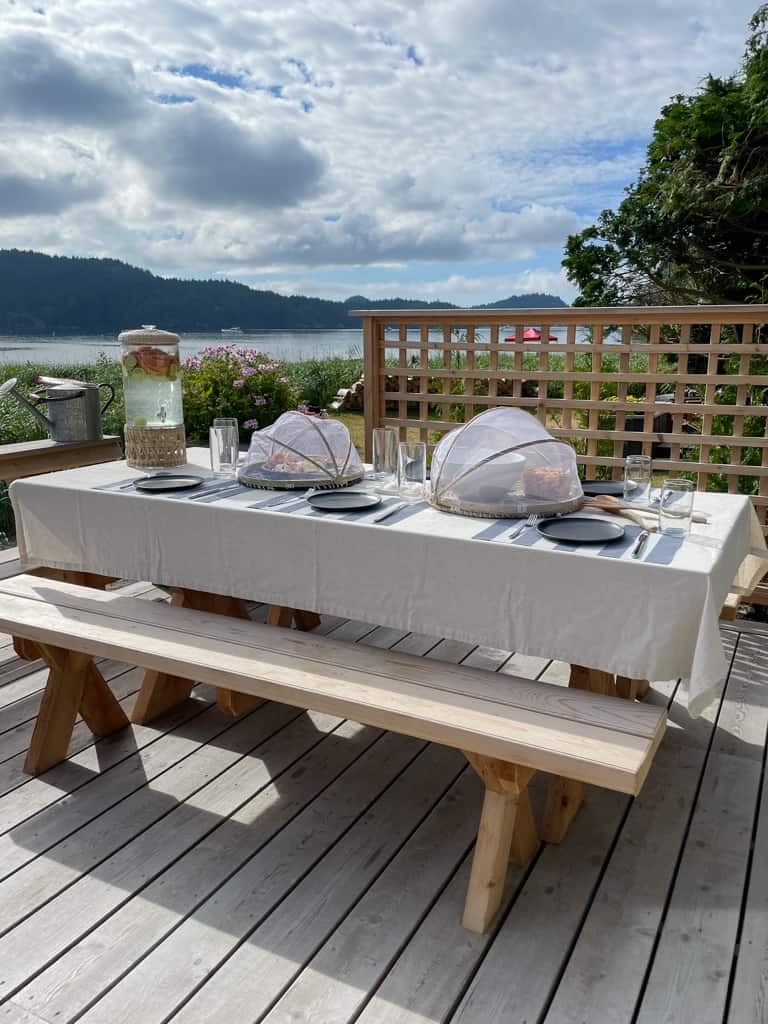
[508,513,539,540]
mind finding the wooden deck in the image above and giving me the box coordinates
[0,575,766,1024]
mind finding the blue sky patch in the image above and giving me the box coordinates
[170,63,245,89]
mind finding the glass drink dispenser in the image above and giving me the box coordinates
[119,325,186,470]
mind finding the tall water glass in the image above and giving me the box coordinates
[658,478,694,536]
[210,419,239,477]
[372,427,398,481]
[398,441,426,499]
[624,454,652,504]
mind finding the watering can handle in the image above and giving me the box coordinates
[99,382,115,415]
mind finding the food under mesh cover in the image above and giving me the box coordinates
[239,411,364,489]
[429,407,584,517]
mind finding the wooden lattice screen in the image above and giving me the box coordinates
[352,305,768,532]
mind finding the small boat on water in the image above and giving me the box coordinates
[221,327,243,335]
[503,327,558,342]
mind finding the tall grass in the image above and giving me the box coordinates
[282,353,363,408]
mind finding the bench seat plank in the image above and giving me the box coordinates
[0,575,665,796]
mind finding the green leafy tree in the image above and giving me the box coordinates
[563,6,768,306]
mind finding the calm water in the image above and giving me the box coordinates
[0,324,599,367]
[0,329,365,365]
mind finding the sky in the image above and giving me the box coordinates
[0,0,759,306]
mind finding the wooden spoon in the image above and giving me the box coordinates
[583,496,654,528]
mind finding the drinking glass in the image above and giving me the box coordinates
[210,419,239,477]
[624,454,652,504]
[372,427,398,481]
[397,441,426,499]
[658,478,694,536]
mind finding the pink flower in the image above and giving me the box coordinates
[242,366,257,376]
[244,418,259,429]
[253,396,267,406]
[233,379,245,388]
[278,376,288,383]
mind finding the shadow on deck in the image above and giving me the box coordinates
[0,583,765,1024]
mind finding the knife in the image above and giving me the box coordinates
[631,530,649,558]
[373,501,407,523]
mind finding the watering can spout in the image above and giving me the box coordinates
[0,377,53,432]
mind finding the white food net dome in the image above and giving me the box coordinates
[429,407,584,517]
[239,411,364,489]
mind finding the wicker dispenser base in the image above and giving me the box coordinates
[124,424,187,469]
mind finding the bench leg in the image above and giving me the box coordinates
[78,660,132,736]
[19,642,129,775]
[462,754,536,933]
[541,777,585,844]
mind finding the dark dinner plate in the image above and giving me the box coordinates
[134,475,204,493]
[537,516,625,544]
[581,479,624,497]
[307,490,382,512]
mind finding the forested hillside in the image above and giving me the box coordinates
[0,250,566,333]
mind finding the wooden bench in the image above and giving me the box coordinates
[0,573,666,933]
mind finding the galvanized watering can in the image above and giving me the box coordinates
[0,376,115,443]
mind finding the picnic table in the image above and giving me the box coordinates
[9,448,767,718]
[7,448,767,925]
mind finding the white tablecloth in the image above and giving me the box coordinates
[10,449,768,716]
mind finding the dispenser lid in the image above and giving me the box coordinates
[118,324,180,345]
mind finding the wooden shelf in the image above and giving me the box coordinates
[0,436,122,484]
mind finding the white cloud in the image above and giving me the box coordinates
[0,0,758,301]
[252,267,578,306]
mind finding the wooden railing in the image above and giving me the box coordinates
[351,305,768,532]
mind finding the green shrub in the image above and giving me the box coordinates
[181,346,296,443]
[283,354,363,409]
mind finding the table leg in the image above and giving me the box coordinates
[616,676,651,701]
[268,606,321,631]
[541,664,610,843]
[131,587,262,723]
[17,639,130,775]
[29,568,119,588]
[293,609,322,631]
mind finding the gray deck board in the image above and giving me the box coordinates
[0,585,766,1024]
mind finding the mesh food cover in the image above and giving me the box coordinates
[239,411,364,489]
[429,407,584,517]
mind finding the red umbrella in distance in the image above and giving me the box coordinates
[503,327,558,341]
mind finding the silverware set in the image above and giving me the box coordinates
[508,513,540,540]
[631,530,650,558]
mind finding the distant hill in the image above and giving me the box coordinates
[0,250,567,334]
[479,295,567,309]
